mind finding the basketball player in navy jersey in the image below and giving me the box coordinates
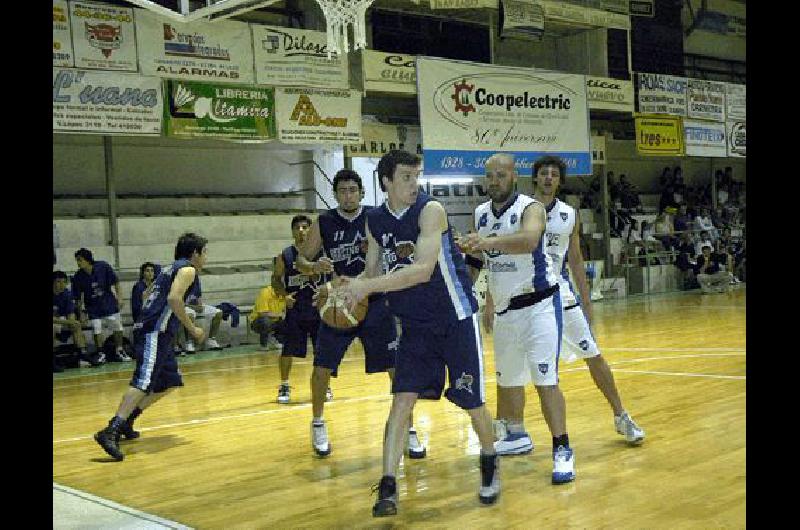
[271,215,327,404]
[296,169,426,458]
[94,233,208,461]
[338,151,500,516]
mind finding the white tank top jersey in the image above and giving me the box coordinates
[475,193,558,313]
[544,198,579,307]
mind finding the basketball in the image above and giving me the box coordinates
[316,281,368,329]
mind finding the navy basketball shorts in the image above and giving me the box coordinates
[282,309,320,358]
[130,331,183,394]
[314,295,397,375]
[392,313,486,410]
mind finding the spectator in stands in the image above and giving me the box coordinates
[625,218,642,246]
[724,166,734,187]
[619,175,642,213]
[695,244,732,294]
[695,207,718,241]
[53,270,92,370]
[717,180,729,208]
[695,230,714,257]
[608,171,620,203]
[659,185,679,214]
[733,239,746,282]
[250,284,286,349]
[672,167,685,202]
[675,232,698,286]
[673,204,692,234]
[659,167,672,189]
[184,282,223,352]
[653,212,678,252]
[71,248,131,363]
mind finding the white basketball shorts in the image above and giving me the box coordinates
[90,312,123,335]
[493,292,562,387]
[560,305,601,363]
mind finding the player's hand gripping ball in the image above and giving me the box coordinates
[316,281,368,329]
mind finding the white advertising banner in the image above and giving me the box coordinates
[687,79,726,122]
[500,0,545,40]
[684,119,727,158]
[726,83,746,121]
[362,50,417,94]
[347,123,421,157]
[53,0,74,67]
[726,120,745,158]
[135,9,254,83]
[429,0,497,9]
[275,87,361,144]
[540,0,631,30]
[70,1,138,71]
[52,68,163,135]
[637,72,688,116]
[417,57,591,176]
[252,25,348,88]
[586,76,634,113]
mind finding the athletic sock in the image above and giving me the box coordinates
[553,434,570,450]
[507,421,526,434]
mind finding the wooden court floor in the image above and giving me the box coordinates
[53,289,746,529]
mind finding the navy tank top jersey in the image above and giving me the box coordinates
[282,245,328,315]
[366,192,477,327]
[318,206,373,277]
[137,258,200,336]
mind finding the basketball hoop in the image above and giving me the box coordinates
[313,0,375,59]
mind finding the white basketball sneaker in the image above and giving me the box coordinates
[494,431,534,456]
[478,453,500,504]
[204,337,222,350]
[615,412,645,445]
[311,420,331,457]
[552,445,576,484]
[407,428,427,459]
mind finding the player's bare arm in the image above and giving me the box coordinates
[483,288,495,332]
[566,211,593,324]
[362,219,382,280]
[297,219,333,275]
[464,211,485,283]
[459,202,546,255]
[271,254,289,296]
[167,266,205,343]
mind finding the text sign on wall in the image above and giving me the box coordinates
[726,120,745,157]
[135,9,255,83]
[362,50,417,94]
[252,25,348,89]
[275,87,362,144]
[500,0,545,40]
[591,135,606,165]
[54,0,74,67]
[70,1,138,72]
[726,83,746,121]
[687,79,726,122]
[586,76,634,113]
[635,114,684,156]
[684,119,727,158]
[53,68,163,135]
[347,123,422,157]
[637,72,688,116]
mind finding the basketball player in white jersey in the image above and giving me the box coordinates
[534,156,645,444]
[459,153,575,485]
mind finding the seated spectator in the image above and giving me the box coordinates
[694,208,718,240]
[673,204,691,233]
[130,262,159,324]
[694,230,714,257]
[659,185,679,213]
[654,212,678,251]
[250,285,287,349]
[675,233,698,283]
[71,248,131,363]
[695,244,732,294]
[641,221,664,254]
[625,219,642,246]
[184,281,223,352]
[53,270,92,370]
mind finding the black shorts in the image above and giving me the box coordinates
[130,331,183,394]
[282,309,320,358]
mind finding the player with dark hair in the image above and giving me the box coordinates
[297,168,425,458]
[339,150,500,516]
[93,233,209,461]
[271,215,329,404]
[53,270,91,370]
[72,248,131,363]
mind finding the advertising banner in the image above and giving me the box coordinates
[725,83,746,121]
[629,0,654,17]
[500,0,545,40]
[586,76,634,113]
[637,72,688,116]
[417,57,591,176]
[429,0,497,9]
[163,80,276,139]
[53,68,162,135]
[136,9,254,83]
[684,119,727,157]
[53,0,74,67]
[347,123,422,157]
[726,120,745,157]
[687,79,726,122]
[540,0,631,30]
[275,87,362,144]
[70,1,137,71]
[252,25,348,89]
[362,51,417,94]
[634,114,684,156]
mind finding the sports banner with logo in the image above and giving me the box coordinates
[684,119,726,158]
[634,114,684,156]
[362,50,417,94]
[499,0,545,40]
[726,83,746,121]
[586,76,634,113]
[726,120,745,157]
[53,0,74,67]
[417,57,591,176]
[275,87,361,144]
[687,79,726,122]
[135,9,254,83]
[252,25,348,89]
[637,72,688,116]
[70,1,138,71]
[53,68,163,135]
[346,123,422,157]
[163,80,276,140]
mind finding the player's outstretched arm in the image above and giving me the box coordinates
[566,211,593,325]
[459,202,546,255]
[168,266,205,343]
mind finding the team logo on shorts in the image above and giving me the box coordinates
[560,212,568,221]
[455,372,474,394]
[538,363,549,375]
[579,339,589,351]
[510,213,518,225]
[478,212,488,228]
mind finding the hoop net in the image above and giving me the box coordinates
[314,0,375,59]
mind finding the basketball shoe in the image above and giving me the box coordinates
[552,445,575,484]
[311,420,331,457]
[94,418,125,461]
[407,428,426,459]
[277,383,290,404]
[372,476,398,517]
[614,412,645,445]
[479,453,501,504]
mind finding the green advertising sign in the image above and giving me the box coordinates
[163,80,277,139]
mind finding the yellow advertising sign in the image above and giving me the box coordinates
[635,114,684,156]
